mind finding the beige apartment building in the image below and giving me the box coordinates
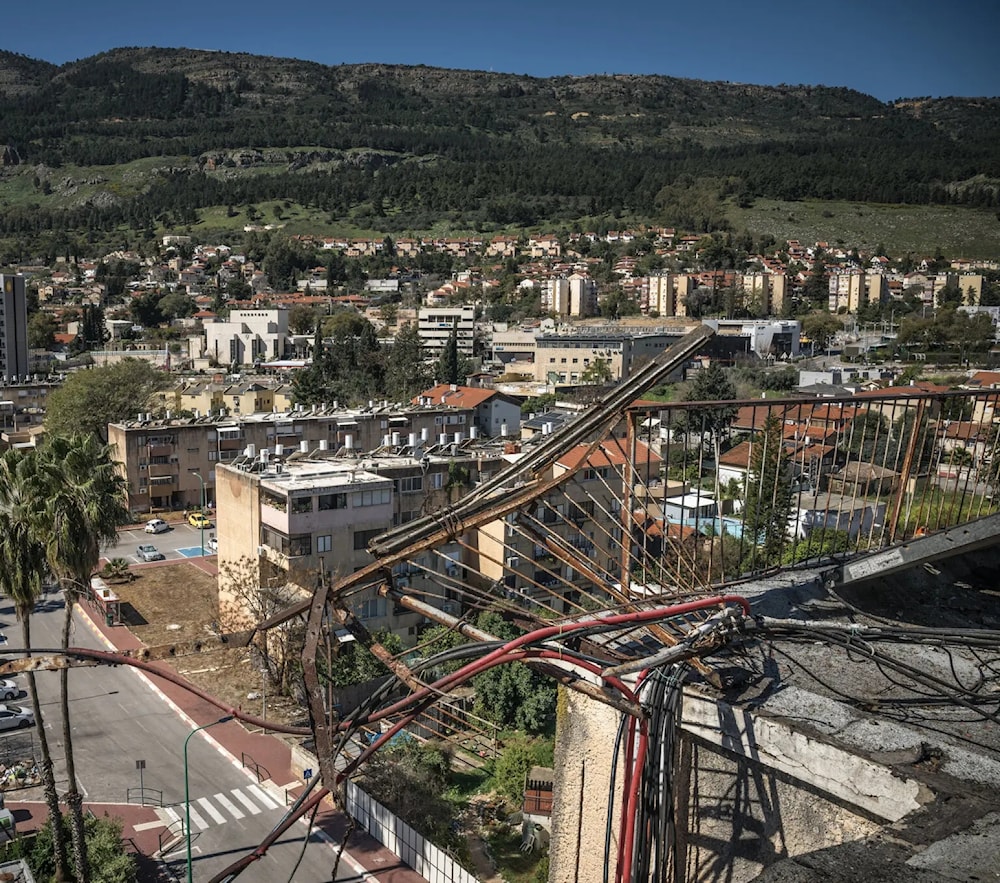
[477,439,662,613]
[216,445,506,643]
[108,402,476,516]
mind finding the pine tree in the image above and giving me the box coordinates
[437,323,461,385]
[385,324,430,402]
[742,413,792,570]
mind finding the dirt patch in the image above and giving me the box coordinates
[105,562,302,726]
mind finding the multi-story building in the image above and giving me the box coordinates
[417,305,476,358]
[0,275,29,381]
[216,445,506,644]
[414,384,522,438]
[108,402,476,516]
[700,319,801,358]
[543,275,597,318]
[204,308,291,367]
[645,274,688,317]
[477,439,662,613]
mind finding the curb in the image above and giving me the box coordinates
[76,604,377,883]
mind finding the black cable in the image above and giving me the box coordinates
[604,710,630,883]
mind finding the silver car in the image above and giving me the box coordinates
[0,705,33,731]
[0,680,18,701]
[136,544,165,562]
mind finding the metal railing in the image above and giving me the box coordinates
[365,387,1000,632]
[240,752,270,784]
[126,786,163,806]
[157,818,185,854]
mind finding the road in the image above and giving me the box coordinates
[0,589,348,882]
[107,522,216,565]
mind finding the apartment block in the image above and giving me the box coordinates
[216,445,506,643]
[477,440,661,613]
[108,402,475,516]
[0,274,29,381]
[417,305,476,357]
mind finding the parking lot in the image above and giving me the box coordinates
[108,520,217,564]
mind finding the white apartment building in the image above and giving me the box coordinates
[0,275,29,381]
[417,305,475,357]
[543,275,597,318]
[204,308,290,367]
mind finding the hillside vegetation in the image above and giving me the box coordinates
[0,47,997,254]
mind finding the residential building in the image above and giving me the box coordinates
[477,439,662,613]
[543,277,595,318]
[108,402,476,515]
[644,274,692,317]
[0,274,29,381]
[414,384,521,438]
[417,305,475,358]
[216,446,505,643]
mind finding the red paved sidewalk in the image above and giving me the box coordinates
[77,596,427,883]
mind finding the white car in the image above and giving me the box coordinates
[144,519,170,534]
[207,535,218,553]
[0,705,33,731]
[0,680,18,702]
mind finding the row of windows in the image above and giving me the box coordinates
[263,487,391,513]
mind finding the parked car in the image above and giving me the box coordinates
[188,512,213,529]
[207,534,218,553]
[136,544,165,562]
[144,518,170,534]
[0,680,18,701]
[0,705,33,731]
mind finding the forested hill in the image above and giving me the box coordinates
[0,47,997,241]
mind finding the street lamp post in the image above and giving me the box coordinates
[184,715,233,883]
[188,468,206,556]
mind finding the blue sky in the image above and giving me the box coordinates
[6,0,998,102]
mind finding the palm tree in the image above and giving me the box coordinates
[0,449,70,880]
[37,435,129,883]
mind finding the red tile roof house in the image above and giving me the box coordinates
[414,384,523,438]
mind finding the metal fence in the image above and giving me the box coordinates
[358,388,1000,632]
[345,780,481,883]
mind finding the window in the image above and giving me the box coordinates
[430,472,444,490]
[289,535,312,557]
[358,596,386,620]
[396,476,423,494]
[291,496,312,514]
[318,493,348,510]
[353,488,391,507]
[208,451,219,462]
[354,528,382,551]
[316,535,332,553]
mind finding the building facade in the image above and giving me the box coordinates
[108,402,476,516]
[204,309,291,367]
[417,305,476,358]
[0,274,29,381]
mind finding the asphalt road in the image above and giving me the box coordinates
[0,591,348,882]
[108,522,217,564]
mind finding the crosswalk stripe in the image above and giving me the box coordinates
[248,784,279,809]
[187,805,209,831]
[163,807,180,824]
[214,792,245,820]
[232,788,263,814]
[197,797,227,825]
